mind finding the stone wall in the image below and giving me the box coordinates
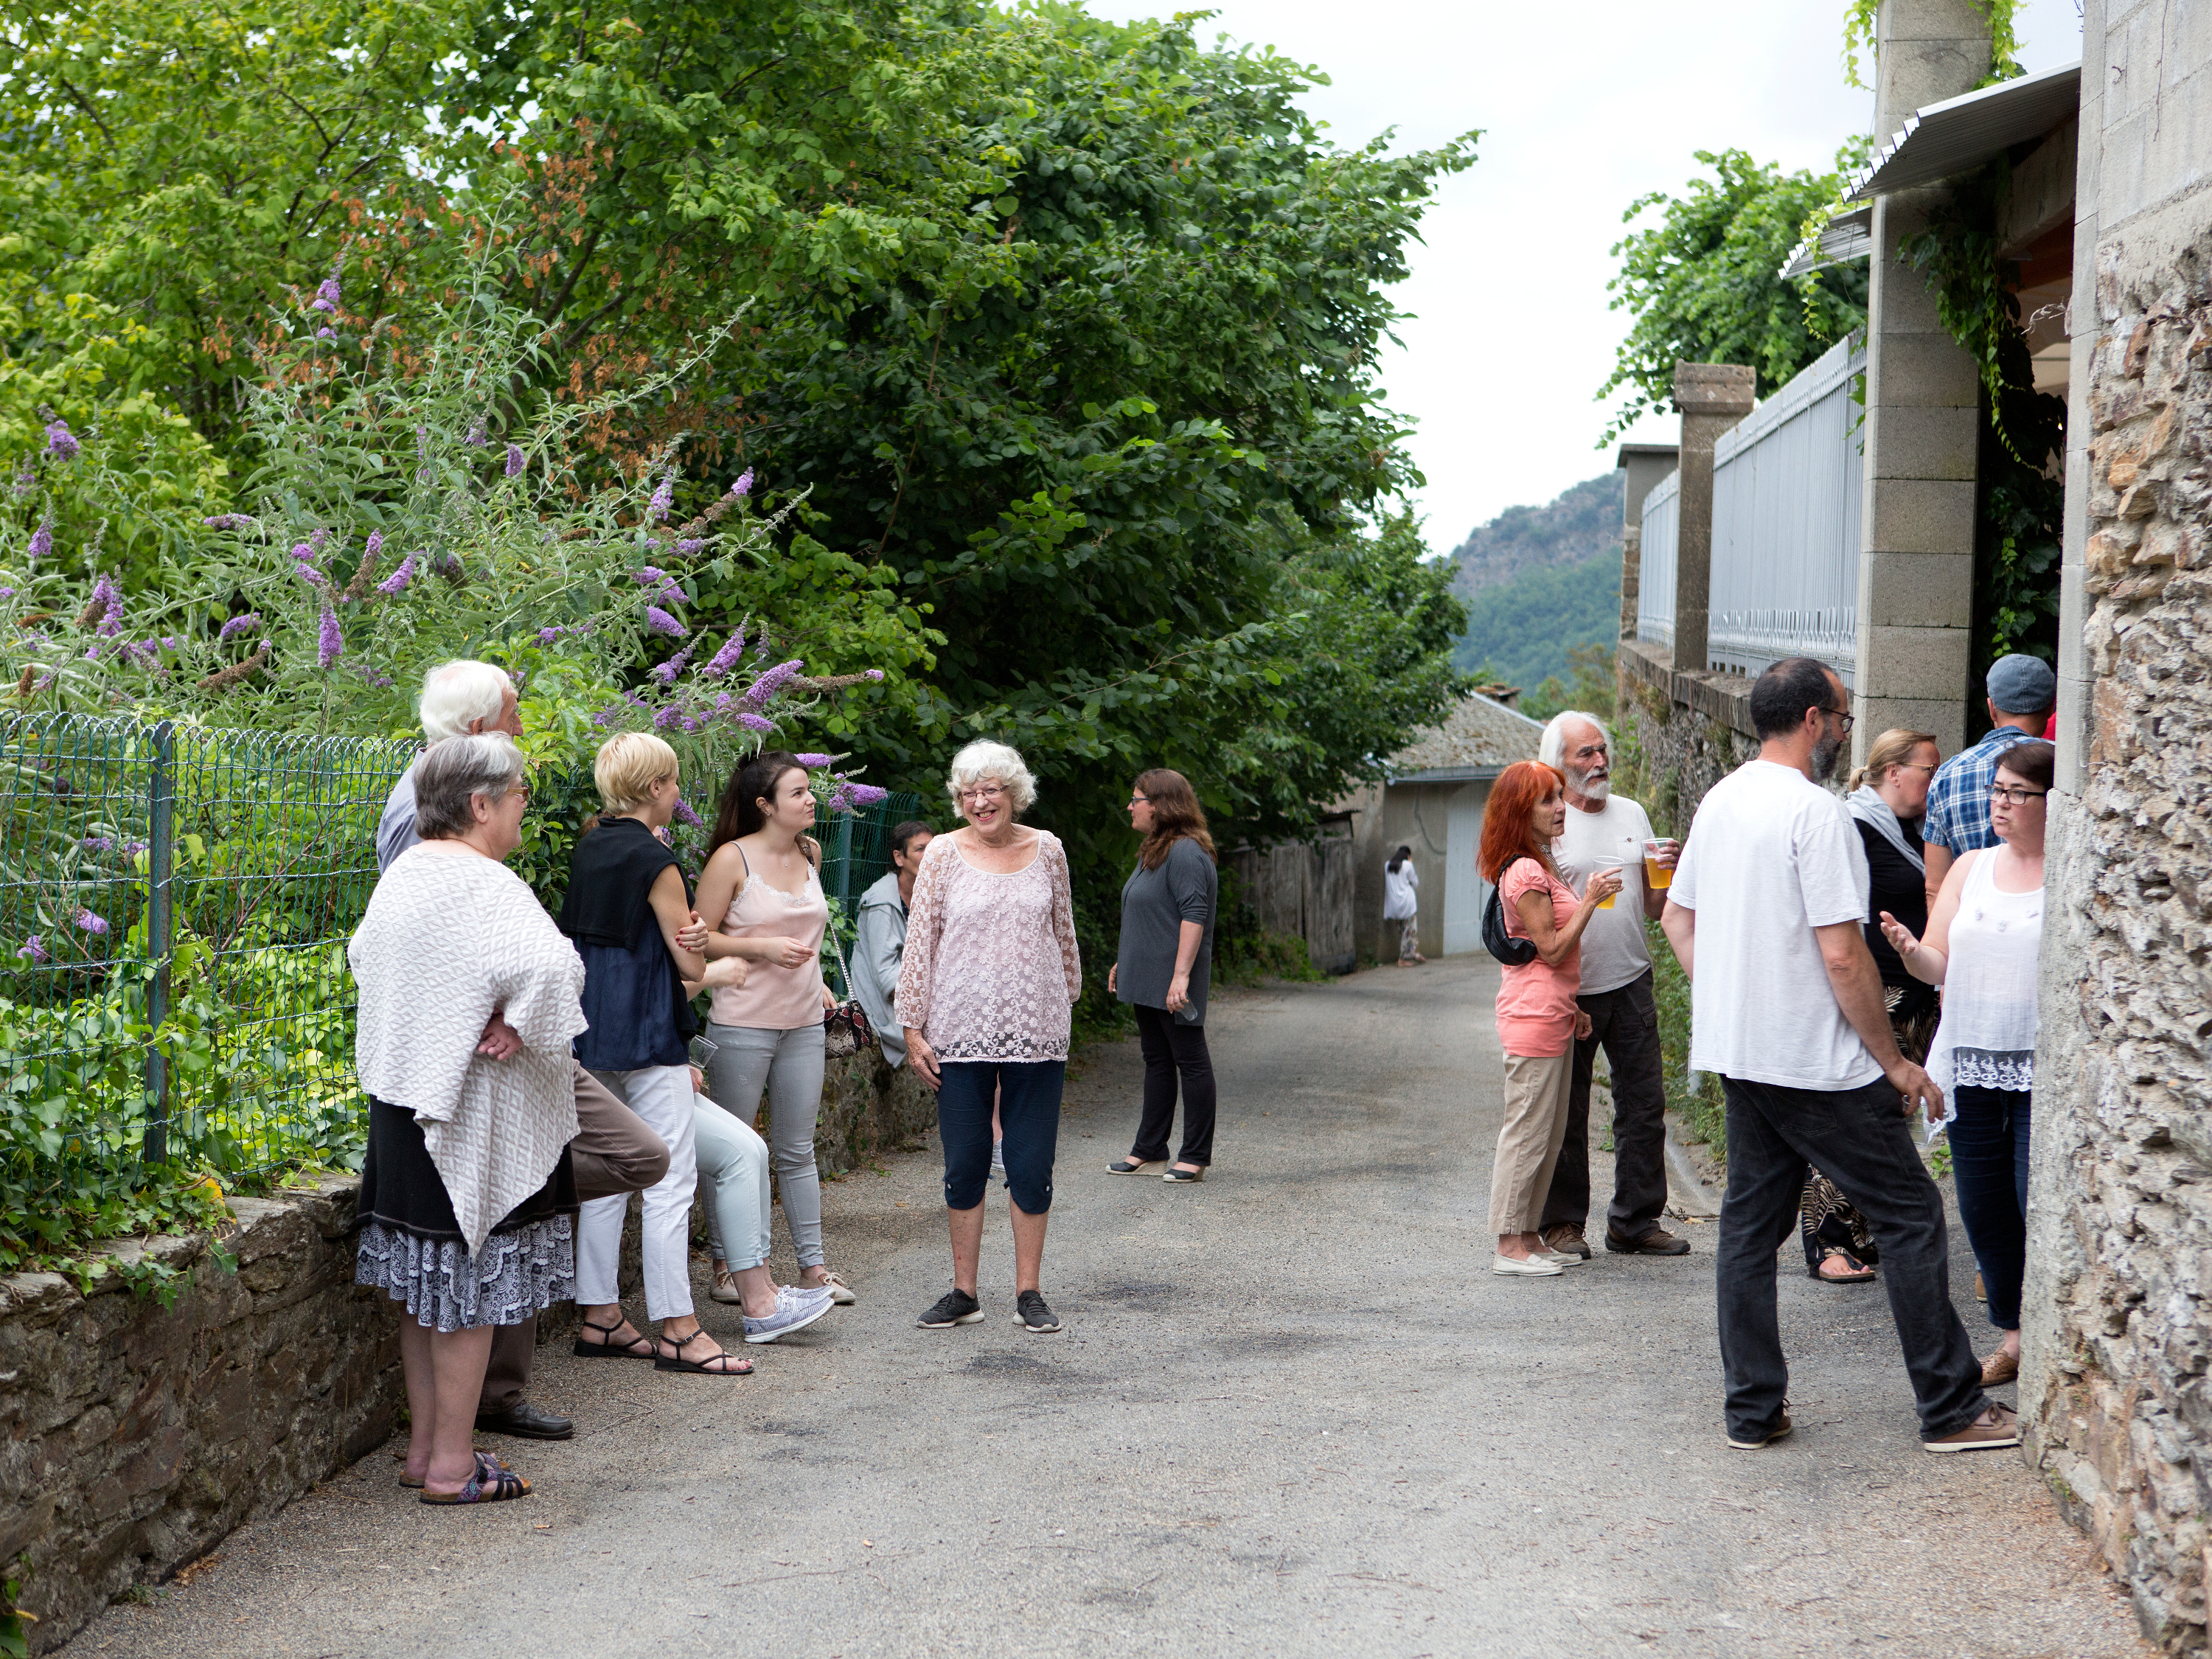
[2023,1,2212,1649]
[1615,639,1759,833]
[1,1046,935,1654]
[0,1178,401,1656]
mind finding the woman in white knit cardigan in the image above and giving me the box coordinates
[350,734,586,1506]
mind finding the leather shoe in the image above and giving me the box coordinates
[474,1400,574,1441]
[1606,1225,1691,1256]
[1540,1223,1592,1261]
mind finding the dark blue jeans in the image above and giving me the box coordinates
[939,1060,1064,1214]
[1949,1085,2031,1331]
[1717,1074,1989,1443]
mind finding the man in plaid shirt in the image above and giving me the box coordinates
[1921,654,2057,905]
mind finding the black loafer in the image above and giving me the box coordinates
[474,1400,574,1441]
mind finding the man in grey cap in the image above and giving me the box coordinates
[1920,653,2057,906]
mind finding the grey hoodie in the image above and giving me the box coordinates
[851,870,908,1065]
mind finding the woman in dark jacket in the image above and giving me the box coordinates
[1799,728,1941,1284]
[1106,770,1220,1183]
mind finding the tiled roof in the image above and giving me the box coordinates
[1386,693,1545,780]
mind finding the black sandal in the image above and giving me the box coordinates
[1107,1158,1159,1175]
[1809,1248,1877,1284]
[421,1451,532,1506]
[653,1328,754,1376]
[572,1315,654,1358]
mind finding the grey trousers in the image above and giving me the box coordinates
[1539,970,1670,1242]
[703,1021,830,1270]
[480,1062,669,1413]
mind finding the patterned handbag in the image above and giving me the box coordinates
[822,927,873,1059]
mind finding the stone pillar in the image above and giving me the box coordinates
[1852,0,1992,760]
[1615,443,1680,642]
[1672,364,1756,674]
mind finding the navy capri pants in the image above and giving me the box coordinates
[939,1060,1064,1214]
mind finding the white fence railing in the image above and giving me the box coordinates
[1708,334,1864,686]
[1635,467,1679,651]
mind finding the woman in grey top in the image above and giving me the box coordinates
[1106,769,1219,1182]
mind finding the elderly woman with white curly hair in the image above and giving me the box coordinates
[897,740,1083,1335]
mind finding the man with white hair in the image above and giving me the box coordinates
[374,661,672,1445]
[1534,709,1688,1259]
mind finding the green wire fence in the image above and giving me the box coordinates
[0,710,920,1191]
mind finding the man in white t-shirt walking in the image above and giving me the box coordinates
[1535,711,1687,1259]
[1660,657,2017,1455]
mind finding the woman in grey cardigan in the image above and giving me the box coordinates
[1106,769,1219,1183]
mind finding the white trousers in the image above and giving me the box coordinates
[576,1064,698,1320]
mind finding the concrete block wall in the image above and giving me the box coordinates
[2025,1,2212,1649]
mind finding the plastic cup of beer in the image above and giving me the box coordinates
[1594,858,1626,909]
[1643,838,1674,891]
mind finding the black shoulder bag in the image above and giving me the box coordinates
[1482,858,1540,967]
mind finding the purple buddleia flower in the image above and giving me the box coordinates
[364,531,383,561]
[825,785,854,814]
[505,445,525,478]
[316,328,335,340]
[739,658,805,709]
[83,644,101,660]
[375,552,418,596]
[655,824,674,846]
[218,613,262,641]
[538,627,563,644]
[644,606,686,639]
[82,834,113,851]
[465,417,487,447]
[202,513,256,531]
[318,605,344,668]
[653,703,683,730]
[591,704,627,728]
[15,934,47,964]
[12,459,32,497]
[863,669,884,681]
[650,641,698,684]
[755,632,771,660]
[74,908,108,936]
[0,588,13,599]
[731,469,754,498]
[45,420,80,460]
[159,636,178,650]
[703,628,747,678]
[356,662,393,689]
[844,782,888,808]
[87,574,125,636]
[649,474,674,521]
[27,512,53,563]
[672,798,703,828]
[793,753,836,768]
[734,711,776,733]
[311,277,341,314]
[633,566,665,586]
[675,539,707,554]
[436,552,464,581]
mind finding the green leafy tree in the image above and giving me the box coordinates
[1597,142,1871,445]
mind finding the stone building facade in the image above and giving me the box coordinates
[2024,1,2212,1649]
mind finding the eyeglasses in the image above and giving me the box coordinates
[957,785,1006,804]
[1821,706,1856,733]
[1989,785,2048,807]
[1128,795,1150,807]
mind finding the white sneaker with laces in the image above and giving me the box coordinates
[742,1285,835,1344]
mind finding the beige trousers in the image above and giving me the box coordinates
[1487,1051,1574,1237]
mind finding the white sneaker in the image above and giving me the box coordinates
[742,1285,835,1343]
[1533,1248,1581,1267]
[1492,1253,1564,1277]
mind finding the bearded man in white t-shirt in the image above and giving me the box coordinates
[1534,711,1687,1260]
[1660,657,2016,1456]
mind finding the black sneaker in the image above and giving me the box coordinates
[917,1289,984,1329]
[1012,1290,1062,1335]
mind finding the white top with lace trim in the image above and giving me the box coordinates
[894,830,1082,1063]
[1927,848,2042,1095]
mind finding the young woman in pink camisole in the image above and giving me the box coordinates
[693,752,851,1305]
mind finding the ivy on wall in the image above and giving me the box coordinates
[1843,0,2026,91]
[1900,159,2067,683]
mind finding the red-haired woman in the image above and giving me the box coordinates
[1478,760,1618,1277]
[1107,770,1220,1181]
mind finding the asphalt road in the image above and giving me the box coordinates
[68,955,2148,1659]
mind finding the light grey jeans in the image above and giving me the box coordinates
[692,1093,771,1270]
[703,1021,830,1269]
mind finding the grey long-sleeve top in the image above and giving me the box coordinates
[849,871,910,1065]
[1113,837,1217,1026]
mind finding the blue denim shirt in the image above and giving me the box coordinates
[1921,726,2035,858]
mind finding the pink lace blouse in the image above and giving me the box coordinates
[894,830,1083,1063]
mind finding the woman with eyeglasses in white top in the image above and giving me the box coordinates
[1881,738,2051,1390]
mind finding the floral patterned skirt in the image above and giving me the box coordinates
[355,1217,575,1333]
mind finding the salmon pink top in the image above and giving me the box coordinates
[709,853,830,1032]
[1495,856,1581,1058]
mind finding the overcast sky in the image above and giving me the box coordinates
[1082,0,2086,555]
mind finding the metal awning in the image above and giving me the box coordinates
[1843,60,2081,202]
[1778,206,1874,281]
